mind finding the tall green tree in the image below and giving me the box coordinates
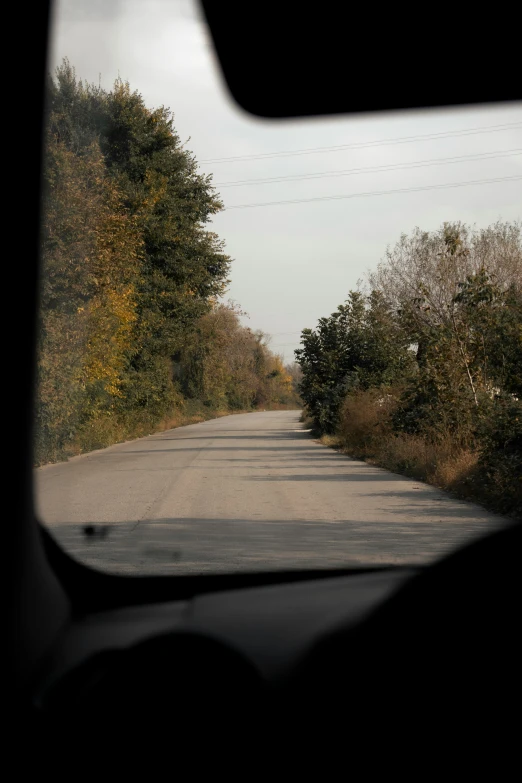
[296,291,413,432]
[36,130,141,461]
[46,61,231,416]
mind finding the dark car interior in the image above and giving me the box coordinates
[9,1,520,763]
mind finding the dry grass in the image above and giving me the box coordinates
[320,434,341,448]
[38,402,298,466]
[338,389,396,458]
[67,406,248,459]
[331,388,487,506]
[263,402,302,411]
[374,432,480,489]
[299,408,315,430]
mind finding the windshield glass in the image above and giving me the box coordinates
[35,0,522,574]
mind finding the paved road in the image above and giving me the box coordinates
[36,410,507,574]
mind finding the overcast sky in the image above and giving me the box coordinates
[50,0,522,361]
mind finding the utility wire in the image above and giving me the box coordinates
[224,175,522,210]
[202,122,522,164]
[216,149,522,188]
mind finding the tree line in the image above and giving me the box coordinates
[35,61,299,464]
[296,222,522,517]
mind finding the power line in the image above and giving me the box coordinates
[216,149,522,188]
[224,175,522,210]
[202,122,522,164]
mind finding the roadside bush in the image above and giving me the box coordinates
[299,222,521,518]
[334,387,520,517]
[338,388,398,458]
[475,396,522,516]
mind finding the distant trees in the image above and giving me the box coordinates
[296,221,522,516]
[35,60,298,464]
[175,303,295,411]
[285,362,303,400]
